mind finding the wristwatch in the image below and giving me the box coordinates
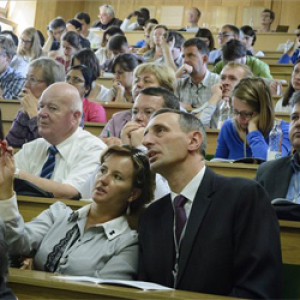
[14,168,20,179]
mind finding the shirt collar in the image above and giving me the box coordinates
[69,204,131,240]
[170,165,206,204]
[46,127,81,160]
[189,70,210,88]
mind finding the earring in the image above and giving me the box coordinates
[126,203,131,216]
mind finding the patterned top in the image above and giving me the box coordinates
[0,66,25,99]
[175,70,220,107]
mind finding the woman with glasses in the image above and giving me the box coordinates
[16,28,45,73]
[275,59,300,113]
[66,65,106,123]
[5,58,65,148]
[0,144,154,279]
[102,53,141,103]
[215,78,291,160]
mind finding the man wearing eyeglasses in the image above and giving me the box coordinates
[209,24,239,64]
[92,4,122,30]
[0,36,25,99]
[256,91,300,220]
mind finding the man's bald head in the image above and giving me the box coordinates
[37,82,83,145]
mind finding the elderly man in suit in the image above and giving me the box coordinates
[139,109,282,299]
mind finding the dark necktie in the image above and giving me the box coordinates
[174,195,188,243]
[40,146,59,179]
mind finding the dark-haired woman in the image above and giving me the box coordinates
[0,144,154,279]
[240,25,264,57]
[66,65,106,123]
[195,28,215,52]
[103,53,141,103]
[275,60,300,113]
[53,31,82,72]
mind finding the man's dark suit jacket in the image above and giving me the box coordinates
[138,167,282,299]
[256,155,300,220]
[256,155,293,200]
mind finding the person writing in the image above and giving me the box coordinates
[0,144,154,278]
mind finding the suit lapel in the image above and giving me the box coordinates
[176,167,215,285]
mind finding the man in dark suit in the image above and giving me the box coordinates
[256,91,300,219]
[139,109,282,299]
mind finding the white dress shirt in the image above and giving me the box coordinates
[15,127,107,192]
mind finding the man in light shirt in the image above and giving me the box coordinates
[14,83,106,199]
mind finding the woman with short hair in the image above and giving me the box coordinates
[5,58,65,148]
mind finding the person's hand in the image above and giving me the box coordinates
[269,81,282,96]
[294,36,300,50]
[0,140,14,200]
[20,258,34,270]
[130,127,145,147]
[113,81,125,93]
[120,121,142,145]
[212,83,223,99]
[101,137,122,146]
[175,64,193,78]
[19,87,38,119]
[180,102,193,111]
[248,114,260,133]
[47,29,54,39]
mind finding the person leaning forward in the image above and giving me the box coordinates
[138,109,282,299]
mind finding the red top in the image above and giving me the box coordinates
[83,98,107,123]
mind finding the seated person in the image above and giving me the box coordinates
[13,83,106,199]
[0,144,153,279]
[175,38,220,110]
[135,19,158,50]
[212,40,273,79]
[75,12,101,49]
[100,62,177,142]
[52,31,82,72]
[81,87,179,200]
[258,9,275,33]
[92,4,122,30]
[215,78,291,160]
[65,65,107,123]
[102,53,141,103]
[0,36,25,99]
[95,26,124,65]
[195,62,253,128]
[279,30,300,64]
[66,19,91,49]
[195,28,215,52]
[155,30,185,71]
[209,24,239,63]
[71,49,110,102]
[5,58,65,148]
[121,7,150,31]
[178,7,201,32]
[240,25,264,57]
[100,35,143,73]
[43,17,67,53]
[0,31,27,76]
[256,91,300,209]
[143,24,168,62]
[275,59,300,113]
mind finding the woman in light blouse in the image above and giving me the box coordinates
[0,144,154,279]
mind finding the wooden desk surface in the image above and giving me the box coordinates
[206,162,258,179]
[7,268,237,300]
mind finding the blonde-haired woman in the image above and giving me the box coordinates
[17,27,44,65]
[215,77,291,160]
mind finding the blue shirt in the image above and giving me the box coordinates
[135,40,145,48]
[278,48,300,64]
[215,119,291,160]
[0,66,25,99]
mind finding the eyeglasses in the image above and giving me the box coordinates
[25,76,45,85]
[65,76,85,84]
[233,109,254,119]
[20,38,32,44]
[217,33,234,38]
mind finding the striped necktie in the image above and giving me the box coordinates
[40,146,59,179]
